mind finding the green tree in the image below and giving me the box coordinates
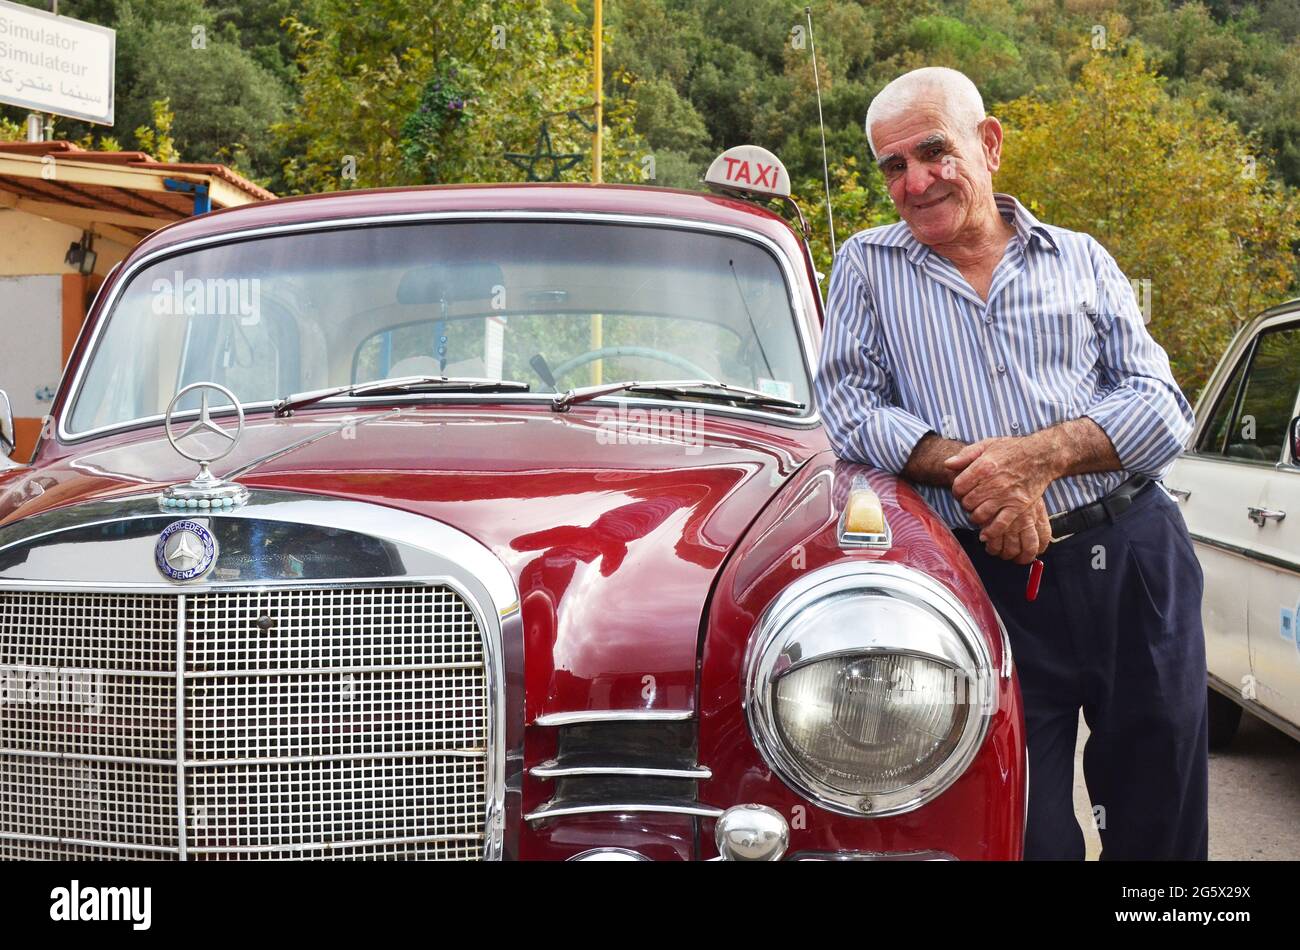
[133,98,180,163]
[796,157,895,282]
[275,0,642,191]
[995,43,1300,395]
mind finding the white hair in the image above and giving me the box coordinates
[864,67,986,158]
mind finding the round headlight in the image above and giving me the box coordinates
[744,562,995,816]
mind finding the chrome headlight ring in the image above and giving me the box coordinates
[743,561,996,818]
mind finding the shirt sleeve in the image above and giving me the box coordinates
[814,242,933,474]
[1081,237,1195,478]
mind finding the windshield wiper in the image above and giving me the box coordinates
[273,375,530,417]
[551,378,805,413]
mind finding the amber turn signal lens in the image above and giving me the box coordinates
[843,487,886,535]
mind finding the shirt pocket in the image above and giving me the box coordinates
[1032,309,1094,369]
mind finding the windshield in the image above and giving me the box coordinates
[67,220,812,435]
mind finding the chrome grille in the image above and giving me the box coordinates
[0,584,488,860]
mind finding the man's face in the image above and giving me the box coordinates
[870,104,999,247]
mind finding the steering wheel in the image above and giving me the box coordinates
[549,346,717,387]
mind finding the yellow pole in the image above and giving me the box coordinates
[590,0,604,384]
[593,0,603,185]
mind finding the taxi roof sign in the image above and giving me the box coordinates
[704,145,791,199]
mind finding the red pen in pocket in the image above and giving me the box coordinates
[1025,558,1044,602]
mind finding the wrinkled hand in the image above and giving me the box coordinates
[981,496,1051,564]
[944,436,1058,564]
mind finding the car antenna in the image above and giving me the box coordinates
[806,5,836,258]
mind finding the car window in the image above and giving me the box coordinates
[67,221,811,434]
[1218,324,1300,463]
[1196,345,1250,456]
[353,313,751,388]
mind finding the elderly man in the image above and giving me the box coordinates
[815,66,1208,860]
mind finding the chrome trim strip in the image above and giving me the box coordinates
[1,747,486,767]
[837,513,892,550]
[0,493,521,611]
[1180,452,1284,471]
[57,210,822,444]
[524,801,724,822]
[0,661,484,680]
[533,709,694,726]
[175,592,188,862]
[185,833,484,855]
[0,749,170,766]
[568,847,650,861]
[997,612,1014,679]
[1189,531,1300,577]
[0,831,178,855]
[529,761,711,780]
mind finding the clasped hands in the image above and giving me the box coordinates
[943,435,1058,565]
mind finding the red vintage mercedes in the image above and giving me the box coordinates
[0,147,1025,860]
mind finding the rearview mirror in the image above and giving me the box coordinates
[1290,415,1300,465]
[0,390,14,458]
[396,262,505,305]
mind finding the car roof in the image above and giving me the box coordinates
[129,182,807,257]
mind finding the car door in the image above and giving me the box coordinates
[1238,320,1300,731]
[1165,318,1276,698]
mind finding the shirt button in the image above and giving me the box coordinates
[1010,421,1021,431]
[984,316,993,325]
[997,364,1006,374]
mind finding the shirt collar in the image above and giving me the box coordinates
[858,192,1060,263]
[994,193,1060,256]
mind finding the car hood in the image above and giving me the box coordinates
[0,406,821,718]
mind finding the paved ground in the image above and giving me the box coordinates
[1071,708,1300,859]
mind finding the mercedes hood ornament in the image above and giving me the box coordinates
[160,381,250,510]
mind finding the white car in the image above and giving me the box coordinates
[1167,299,1300,748]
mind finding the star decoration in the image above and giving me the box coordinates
[177,389,237,456]
[505,121,584,181]
[166,532,204,571]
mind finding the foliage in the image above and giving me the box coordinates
[133,99,180,163]
[796,156,897,280]
[995,43,1300,396]
[398,62,477,180]
[274,0,644,191]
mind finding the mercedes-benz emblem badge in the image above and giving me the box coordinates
[165,382,245,464]
[155,519,218,581]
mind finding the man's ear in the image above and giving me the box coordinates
[980,116,1005,173]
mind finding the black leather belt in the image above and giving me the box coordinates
[1049,475,1152,541]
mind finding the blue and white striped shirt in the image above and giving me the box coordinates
[814,193,1194,530]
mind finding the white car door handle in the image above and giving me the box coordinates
[1247,506,1286,526]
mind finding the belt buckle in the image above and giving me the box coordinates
[1048,511,1074,543]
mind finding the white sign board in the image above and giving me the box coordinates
[0,0,115,125]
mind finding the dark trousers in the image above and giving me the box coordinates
[954,484,1209,860]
